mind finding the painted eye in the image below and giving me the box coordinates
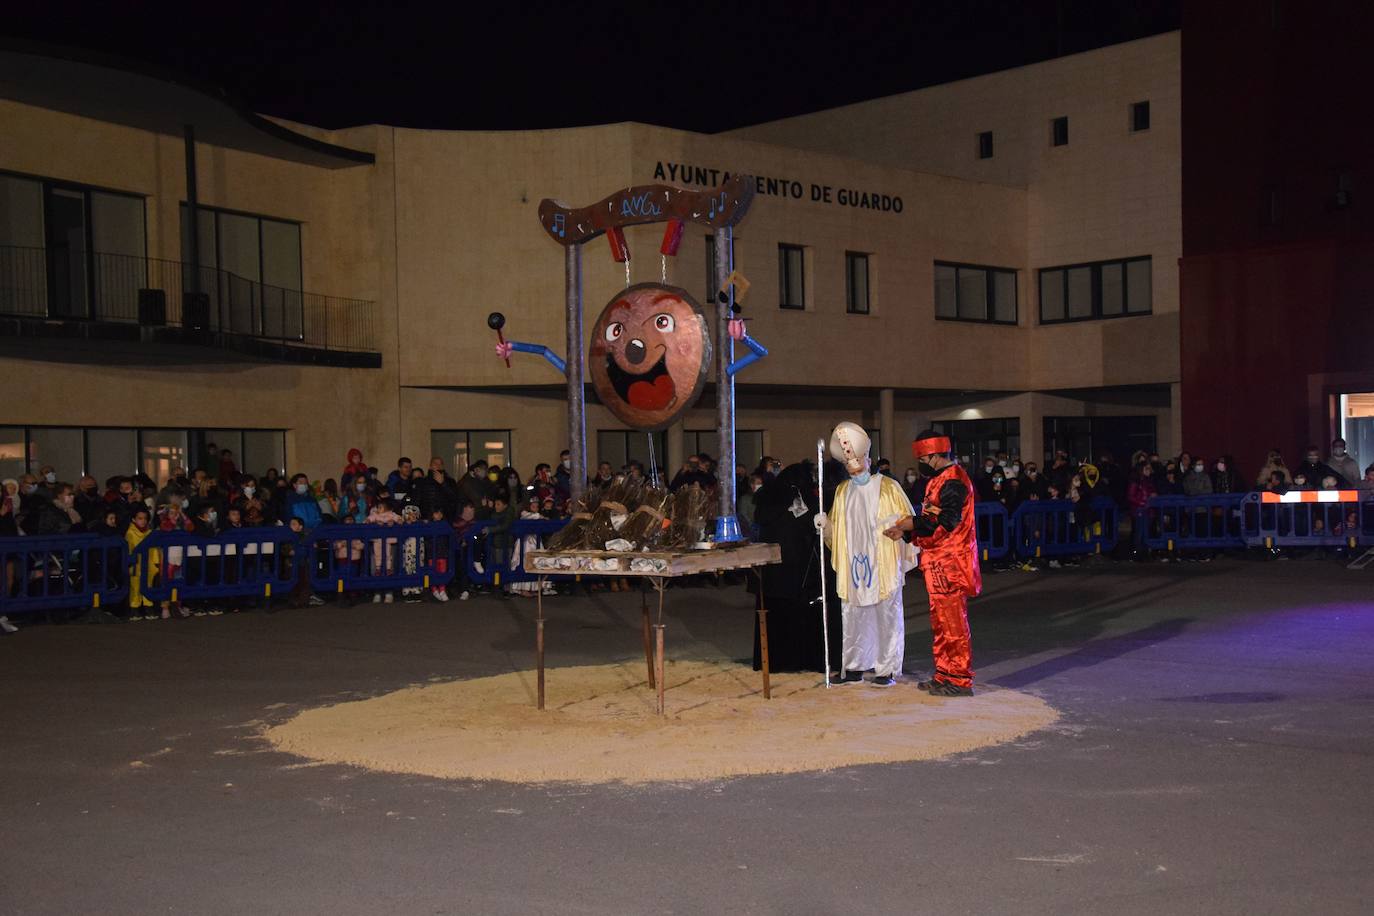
[604,322,624,342]
[653,313,675,332]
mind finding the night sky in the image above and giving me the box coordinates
[5,1,1179,133]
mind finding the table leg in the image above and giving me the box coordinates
[536,576,546,711]
[654,623,666,717]
[752,568,774,697]
[641,589,655,690]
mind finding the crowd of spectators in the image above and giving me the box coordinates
[2,435,1370,632]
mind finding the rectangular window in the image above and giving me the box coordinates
[934,261,1017,325]
[0,171,147,322]
[179,203,302,338]
[778,244,805,309]
[0,427,24,482]
[845,252,870,314]
[705,234,716,303]
[1131,101,1150,132]
[1043,416,1157,466]
[1038,257,1152,324]
[28,427,84,482]
[597,430,668,476]
[931,418,1020,468]
[86,428,137,485]
[977,131,994,159]
[1051,116,1069,147]
[686,430,764,473]
[430,429,511,476]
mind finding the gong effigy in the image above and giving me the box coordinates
[588,283,711,430]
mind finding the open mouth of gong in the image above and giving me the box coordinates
[607,351,676,412]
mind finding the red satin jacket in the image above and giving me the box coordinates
[914,463,982,597]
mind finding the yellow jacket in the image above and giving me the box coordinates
[827,474,913,603]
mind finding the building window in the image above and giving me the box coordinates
[1043,416,1157,466]
[430,429,511,475]
[931,418,1020,467]
[0,425,284,485]
[1038,256,1151,324]
[1131,101,1150,132]
[934,261,1017,324]
[778,244,805,309]
[685,429,765,473]
[0,170,148,321]
[1051,116,1069,147]
[845,252,870,314]
[596,430,668,477]
[179,203,303,339]
[977,131,994,159]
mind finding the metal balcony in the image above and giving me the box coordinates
[0,245,381,368]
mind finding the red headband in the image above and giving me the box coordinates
[912,436,952,459]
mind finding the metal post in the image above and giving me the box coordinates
[183,125,201,296]
[536,581,546,711]
[566,243,587,508]
[713,228,741,541]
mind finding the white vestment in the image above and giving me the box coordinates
[837,475,905,677]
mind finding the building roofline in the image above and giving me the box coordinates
[0,40,374,168]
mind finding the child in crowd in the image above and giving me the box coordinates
[449,503,476,600]
[427,506,454,602]
[400,504,424,603]
[509,495,546,598]
[124,507,158,620]
[366,498,403,603]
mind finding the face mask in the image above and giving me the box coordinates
[206,510,218,524]
[917,461,937,479]
[24,484,37,494]
[295,483,308,495]
[561,459,571,470]
[1010,465,1021,475]
[905,473,917,483]
[1294,477,1307,486]
[243,486,255,497]
[1194,465,1204,473]
[984,464,994,473]
[44,472,56,484]
[993,475,1003,484]
[356,482,367,492]
[997,460,1007,468]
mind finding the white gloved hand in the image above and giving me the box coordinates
[813,511,829,534]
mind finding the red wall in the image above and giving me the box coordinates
[1180,2,1374,474]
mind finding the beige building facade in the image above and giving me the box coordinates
[0,33,1179,485]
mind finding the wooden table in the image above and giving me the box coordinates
[523,542,782,715]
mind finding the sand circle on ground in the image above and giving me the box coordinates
[264,661,1058,784]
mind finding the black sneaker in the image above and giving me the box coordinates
[828,670,864,685]
[925,680,974,697]
[869,674,896,688]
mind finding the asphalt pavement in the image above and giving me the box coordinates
[2,555,1373,915]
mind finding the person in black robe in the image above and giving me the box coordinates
[750,460,843,674]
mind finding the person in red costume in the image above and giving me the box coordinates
[341,448,369,489]
[883,429,981,696]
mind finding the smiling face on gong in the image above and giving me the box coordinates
[589,283,711,430]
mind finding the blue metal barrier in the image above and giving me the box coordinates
[132,528,301,603]
[1140,494,1246,551]
[975,502,1011,562]
[0,534,128,616]
[1011,497,1119,559]
[308,522,458,593]
[463,518,569,587]
[1240,492,1364,549]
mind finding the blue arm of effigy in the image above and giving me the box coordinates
[509,340,567,375]
[727,334,768,377]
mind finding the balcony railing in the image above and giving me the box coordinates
[0,245,379,363]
